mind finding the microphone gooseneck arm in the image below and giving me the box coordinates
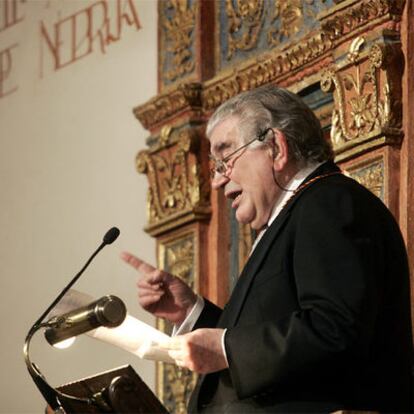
[23,227,120,411]
[23,322,92,410]
[29,226,119,333]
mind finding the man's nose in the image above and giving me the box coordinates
[211,172,229,189]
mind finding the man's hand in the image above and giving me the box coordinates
[162,328,228,374]
[121,251,197,325]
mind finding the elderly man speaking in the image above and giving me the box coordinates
[122,85,413,413]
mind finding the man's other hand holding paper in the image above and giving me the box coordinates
[160,329,228,374]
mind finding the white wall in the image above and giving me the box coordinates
[0,1,158,412]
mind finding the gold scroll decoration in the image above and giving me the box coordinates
[136,126,210,237]
[133,82,202,132]
[320,0,405,42]
[226,0,265,59]
[225,0,331,59]
[160,0,197,83]
[321,36,402,161]
[346,157,385,201]
[267,0,324,48]
[157,233,198,414]
[268,1,303,47]
[203,29,332,111]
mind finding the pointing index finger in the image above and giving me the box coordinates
[121,251,156,274]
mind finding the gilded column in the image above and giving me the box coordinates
[133,1,216,412]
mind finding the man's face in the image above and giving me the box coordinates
[210,116,281,230]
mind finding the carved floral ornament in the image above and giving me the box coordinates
[161,363,196,414]
[225,0,329,59]
[136,126,210,236]
[320,0,405,40]
[321,36,402,159]
[346,158,385,201]
[133,83,202,131]
[163,236,195,289]
[202,30,332,112]
[226,0,266,59]
[157,234,197,413]
[160,0,197,83]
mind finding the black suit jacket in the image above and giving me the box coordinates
[189,162,413,413]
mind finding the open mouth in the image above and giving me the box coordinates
[232,193,242,208]
[226,190,242,208]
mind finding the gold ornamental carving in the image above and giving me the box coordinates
[346,158,385,201]
[204,31,332,111]
[159,364,196,414]
[160,0,197,83]
[320,0,405,42]
[157,234,198,414]
[225,0,331,58]
[226,0,265,59]
[321,37,402,161]
[160,236,195,289]
[136,127,210,236]
[133,82,202,131]
[268,0,303,46]
[267,0,324,48]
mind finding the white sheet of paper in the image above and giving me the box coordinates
[47,289,175,364]
[88,315,175,363]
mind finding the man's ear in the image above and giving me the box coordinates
[272,130,289,172]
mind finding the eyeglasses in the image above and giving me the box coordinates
[209,128,272,178]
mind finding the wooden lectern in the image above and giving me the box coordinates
[53,365,168,413]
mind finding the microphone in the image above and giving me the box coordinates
[23,227,121,412]
[103,227,120,245]
[45,295,127,346]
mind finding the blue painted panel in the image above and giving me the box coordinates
[219,0,336,70]
[160,0,197,87]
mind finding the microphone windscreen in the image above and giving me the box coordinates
[103,227,120,245]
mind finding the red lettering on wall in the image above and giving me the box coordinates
[39,0,141,76]
[84,1,110,55]
[107,0,141,44]
[0,43,18,98]
[0,0,25,33]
